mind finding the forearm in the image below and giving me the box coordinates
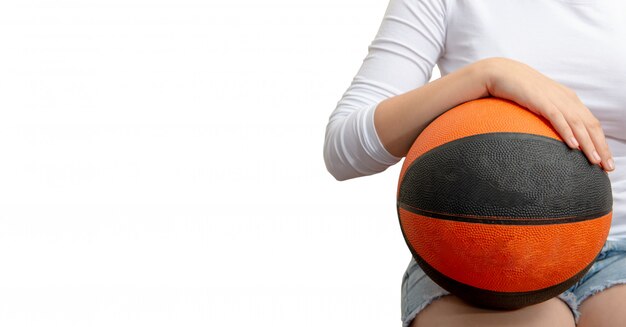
[374,60,491,158]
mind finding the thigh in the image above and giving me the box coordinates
[577,284,626,327]
[411,295,575,327]
[572,240,626,326]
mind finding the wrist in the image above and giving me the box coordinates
[466,58,500,98]
[478,58,499,94]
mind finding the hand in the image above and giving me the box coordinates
[478,57,615,172]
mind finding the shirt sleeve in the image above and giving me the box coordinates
[323,0,448,181]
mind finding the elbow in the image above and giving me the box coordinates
[323,140,351,182]
[323,127,357,182]
[324,155,351,182]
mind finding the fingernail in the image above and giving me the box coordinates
[608,158,615,170]
[570,137,579,148]
[593,150,601,162]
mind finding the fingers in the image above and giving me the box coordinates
[571,117,602,164]
[483,58,615,172]
[531,90,613,172]
[540,100,579,149]
[584,117,615,171]
[553,89,615,172]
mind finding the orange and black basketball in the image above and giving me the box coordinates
[397,97,613,310]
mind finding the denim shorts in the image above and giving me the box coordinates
[400,238,626,327]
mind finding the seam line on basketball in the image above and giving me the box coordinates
[397,202,611,225]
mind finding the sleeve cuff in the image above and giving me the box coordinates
[362,102,403,166]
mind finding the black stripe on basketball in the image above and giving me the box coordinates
[398,132,612,221]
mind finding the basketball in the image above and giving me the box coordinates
[397,97,613,310]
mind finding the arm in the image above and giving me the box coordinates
[374,61,489,158]
[324,0,448,181]
[324,0,614,181]
[374,56,617,174]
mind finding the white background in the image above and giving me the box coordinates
[0,0,441,326]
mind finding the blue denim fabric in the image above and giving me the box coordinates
[401,239,626,327]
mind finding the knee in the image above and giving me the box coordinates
[411,296,575,327]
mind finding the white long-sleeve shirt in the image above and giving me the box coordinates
[324,0,626,239]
